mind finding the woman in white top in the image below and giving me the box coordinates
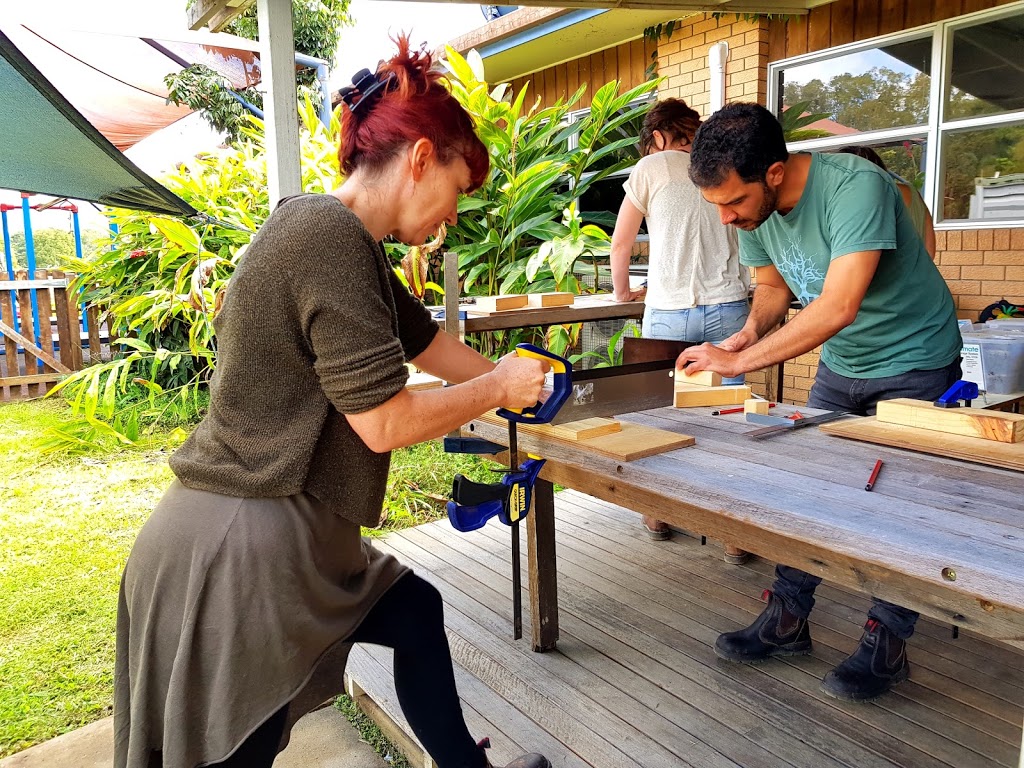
[611,98,751,548]
[611,97,750,360]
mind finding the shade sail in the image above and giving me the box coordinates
[1,27,197,217]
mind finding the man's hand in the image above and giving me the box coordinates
[716,327,759,352]
[675,343,746,379]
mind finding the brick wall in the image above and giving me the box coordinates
[936,229,1024,315]
[654,15,769,119]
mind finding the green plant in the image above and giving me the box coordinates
[442,47,657,358]
[780,100,832,141]
[47,97,341,450]
[642,21,677,80]
[569,321,641,368]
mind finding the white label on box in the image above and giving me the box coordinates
[961,343,985,390]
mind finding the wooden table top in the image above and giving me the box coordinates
[465,405,1024,648]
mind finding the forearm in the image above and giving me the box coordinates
[736,296,852,371]
[369,375,509,451]
[745,283,794,338]
[410,329,494,384]
[610,240,633,299]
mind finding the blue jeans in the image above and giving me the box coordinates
[643,300,749,385]
[772,357,962,639]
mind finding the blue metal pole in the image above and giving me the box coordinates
[72,209,83,259]
[21,195,42,370]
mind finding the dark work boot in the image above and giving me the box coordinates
[477,738,552,768]
[715,589,812,662]
[821,618,909,702]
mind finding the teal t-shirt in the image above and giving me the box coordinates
[739,152,960,378]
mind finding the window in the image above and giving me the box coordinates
[567,95,654,235]
[769,2,1024,227]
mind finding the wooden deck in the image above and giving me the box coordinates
[346,489,1024,768]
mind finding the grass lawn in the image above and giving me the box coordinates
[0,398,491,758]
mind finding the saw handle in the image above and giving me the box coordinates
[496,343,572,425]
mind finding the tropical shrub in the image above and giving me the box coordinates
[442,47,657,357]
[45,98,340,452]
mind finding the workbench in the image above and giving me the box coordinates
[464,405,1024,657]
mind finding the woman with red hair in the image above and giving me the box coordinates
[113,36,551,768]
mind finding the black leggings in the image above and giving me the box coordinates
[208,572,484,768]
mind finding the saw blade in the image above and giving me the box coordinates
[547,361,675,424]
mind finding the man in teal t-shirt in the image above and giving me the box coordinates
[679,103,961,703]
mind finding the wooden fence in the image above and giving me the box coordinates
[0,269,103,401]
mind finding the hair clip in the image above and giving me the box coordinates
[339,67,397,114]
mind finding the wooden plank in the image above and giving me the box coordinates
[854,0,882,40]
[0,373,62,387]
[477,412,694,462]
[534,417,622,442]
[677,369,723,387]
[0,285,20,399]
[617,42,632,90]
[474,294,529,313]
[933,0,963,22]
[876,398,1024,443]
[526,292,574,308]
[16,270,36,376]
[528,478,559,652]
[0,320,71,374]
[807,3,833,52]
[34,269,55,397]
[629,38,646,88]
[51,271,77,372]
[879,0,906,35]
[830,0,856,46]
[87,305,101,364]
[785,14,809,57]
[0,279,67,290]
[674,383,751,407]
[822,416,1024,472]
[577,55,592,107]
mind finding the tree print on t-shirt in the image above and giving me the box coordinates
[773,240,825,307]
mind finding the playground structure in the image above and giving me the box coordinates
[1,192,109,400]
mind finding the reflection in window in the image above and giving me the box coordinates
[943,124,1024,221]
[779,36,931,137]
[946,15,1024,121]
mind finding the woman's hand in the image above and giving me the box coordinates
[489,354,549,409]
[613,286,647,303]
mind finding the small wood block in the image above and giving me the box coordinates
[533,417,621,441]
[677,369,723,387]
[744,398,770,415]
[673,384,751,408]
[473,294,528,312]
[876,398,1024,443]
[527,291,575,308]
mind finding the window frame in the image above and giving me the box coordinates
[766,0,1024,230]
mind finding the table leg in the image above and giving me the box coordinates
[527,477,559,652]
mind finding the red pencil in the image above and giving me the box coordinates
[865,459,884,491]
[712,403,776,416]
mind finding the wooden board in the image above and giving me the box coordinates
[677,369,723,387]
[527,292,575,308]
[534,417,621,441]
[479,412,693,461]
[474,294,529,312]
[821,416,1024,473]
[744,398,771,415]
[674,384,751,408]
[876,398,1024,444]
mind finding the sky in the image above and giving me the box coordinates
[2,0,485,233]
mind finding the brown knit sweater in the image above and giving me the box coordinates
[170,194,439,526]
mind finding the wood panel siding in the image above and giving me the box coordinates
[509,37,656,111]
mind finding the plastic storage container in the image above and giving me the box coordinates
[961,331,1024,394]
